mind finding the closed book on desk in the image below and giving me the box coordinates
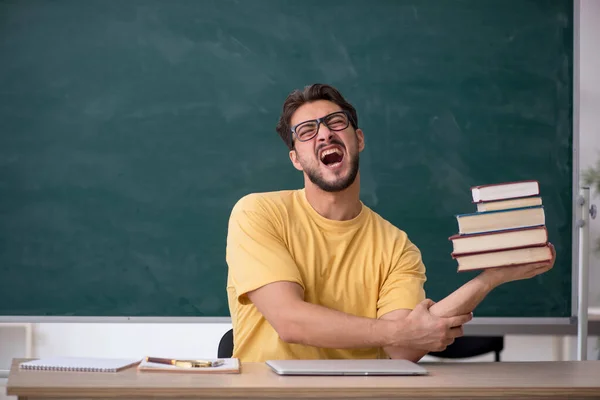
[138,357,240,374]
[19,357,141,372]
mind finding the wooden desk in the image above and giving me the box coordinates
[6,358,600,399]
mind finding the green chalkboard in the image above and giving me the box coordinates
[0,0,574,318]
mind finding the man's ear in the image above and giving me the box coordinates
[289,149,303,171]
[356,128,365,152]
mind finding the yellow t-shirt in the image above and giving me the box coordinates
[225,189,426,362]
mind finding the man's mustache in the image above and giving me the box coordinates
[316,139,346,156]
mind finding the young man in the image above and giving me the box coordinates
[225,84,555,362]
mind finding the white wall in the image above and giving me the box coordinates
[2,3,600,398]
[579,0,600,307]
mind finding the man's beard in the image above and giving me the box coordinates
[303,153,359,192]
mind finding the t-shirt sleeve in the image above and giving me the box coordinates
[226,194,304,305]
[377,236,427,318]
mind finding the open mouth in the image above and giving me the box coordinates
[319,146,344,168]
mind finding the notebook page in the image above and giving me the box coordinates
[20,357,141,372]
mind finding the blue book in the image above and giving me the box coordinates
[455,205,545,235]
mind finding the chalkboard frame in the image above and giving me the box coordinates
[0,0,588,335]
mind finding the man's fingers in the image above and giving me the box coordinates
[526,261,553,271]
[531,262,553,274]
[449,326,464,338]
[447,313,472,328]
[537,263,553,273]
[418,298,435,310]
[548,242,556,258]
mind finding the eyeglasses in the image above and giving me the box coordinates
[291,110,354,142]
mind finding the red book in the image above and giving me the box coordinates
[449,226,548,255]
[452,243,552,272]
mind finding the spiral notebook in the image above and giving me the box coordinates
[19,357,142,372]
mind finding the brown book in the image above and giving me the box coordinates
[449,226,548,255]
[471,180,539,203]
[476,196,542,212]
[452,244,552,272]
[455,206,545,235]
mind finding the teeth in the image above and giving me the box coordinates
[320,148,342,160]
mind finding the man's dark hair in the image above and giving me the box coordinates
[275,84,358,150]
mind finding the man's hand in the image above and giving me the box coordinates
[479,243,556,288]
[385,299,472,352]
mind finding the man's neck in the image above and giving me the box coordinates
[304,174,362,221]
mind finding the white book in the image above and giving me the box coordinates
[471,180,540,203]
[19,357,141,372]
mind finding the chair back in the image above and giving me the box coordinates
[218,328,234,358]
[217,330,503,361]
[428,336,504,361]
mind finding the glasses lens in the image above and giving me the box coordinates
[296,121,318,141]
[325,112,349,131]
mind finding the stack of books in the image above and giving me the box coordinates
[449,180,553,272]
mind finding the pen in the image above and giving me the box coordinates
[146,357,225,368]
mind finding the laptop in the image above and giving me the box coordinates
[265,359,428,376]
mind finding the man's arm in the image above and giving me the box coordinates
[246,280,471,351]
[228,195,470,353]
[381,243,556,361]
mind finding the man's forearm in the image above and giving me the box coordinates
[429,274,498,318]
[383,274,497,361]
[278,300,397,349]
[282,273,495,351]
